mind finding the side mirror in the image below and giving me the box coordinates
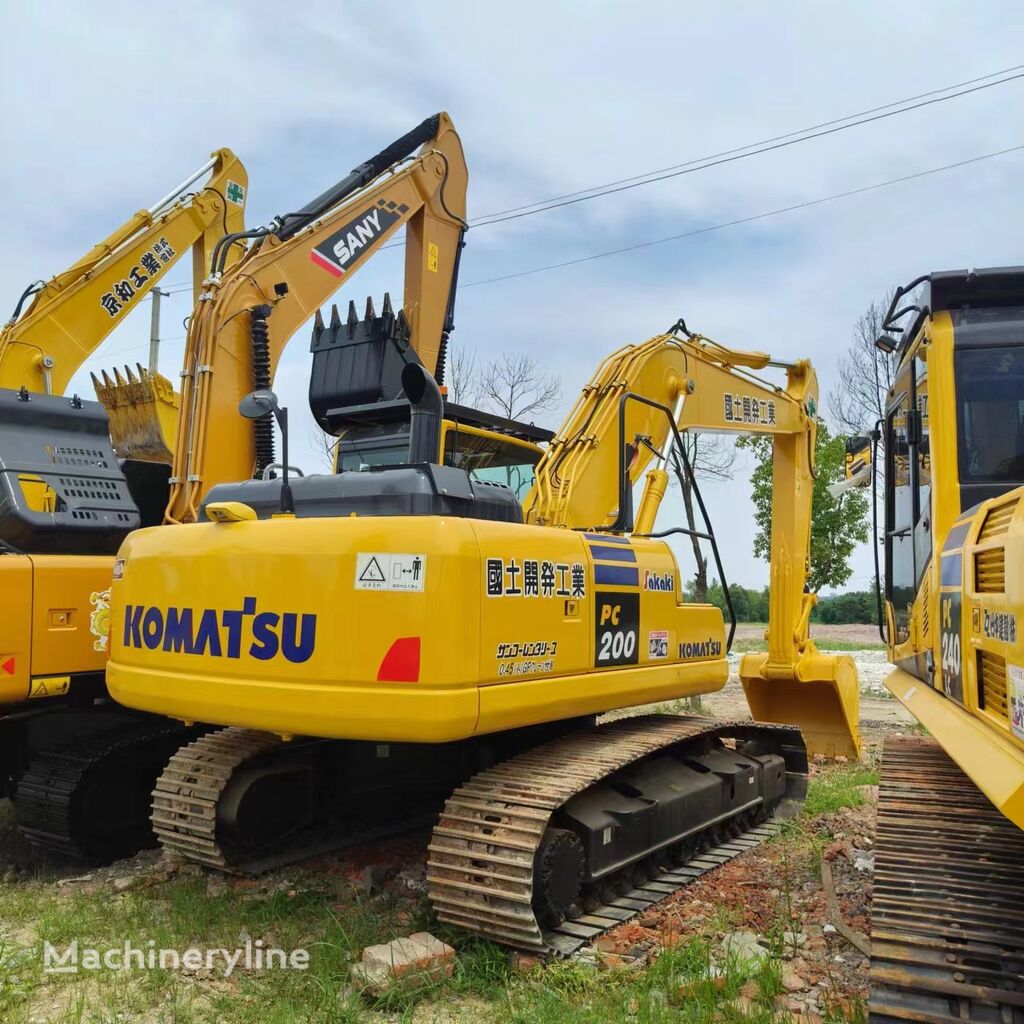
[237,389,293,515]
[239,388,281,421]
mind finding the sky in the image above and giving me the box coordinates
[3,1,1023,592]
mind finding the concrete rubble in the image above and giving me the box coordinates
[350,931,456,995]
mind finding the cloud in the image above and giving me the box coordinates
[5,1,1024,591]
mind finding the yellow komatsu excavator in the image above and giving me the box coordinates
[10,112,533,864]
[105,311,860,953]
[0,150,248,858]
[835,268,1024,1023]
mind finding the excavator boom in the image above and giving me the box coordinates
[164,112,467,523]
[0,149,247,397]
[525,325,860,757]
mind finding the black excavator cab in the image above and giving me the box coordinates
[0,387,140,554]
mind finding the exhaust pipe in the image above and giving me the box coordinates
[401,363,442,464]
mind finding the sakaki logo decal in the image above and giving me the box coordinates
[643,570,674,592]
[310,201,406,277]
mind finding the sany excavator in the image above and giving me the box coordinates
[836,268,1024,1023]
[105,311,860,953]
[0,150,247,858]
[14,113,541,863]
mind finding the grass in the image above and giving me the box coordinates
[0,759,881,1023]
[803,763,880,817]
[0,862,862,1023]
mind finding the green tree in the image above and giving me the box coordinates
[737,423,869,592]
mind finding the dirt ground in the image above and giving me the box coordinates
[733,623,883,647]
[0,649,909,1023]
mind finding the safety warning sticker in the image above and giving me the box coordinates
[648,630,669,659]
[355,553,427,593]
[29,676,70,699]
[1009,664,1024,741]
[1,655,15,676]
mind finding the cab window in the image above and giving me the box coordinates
[443,428,540,502]
[886,392,914,644]
[955,345,1024,484]
[334,423,410,472]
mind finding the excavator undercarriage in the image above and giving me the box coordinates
[147,715,806,952]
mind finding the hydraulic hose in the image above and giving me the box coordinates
[274,114,443,241]
[250,305,274,477]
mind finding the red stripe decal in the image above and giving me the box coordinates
[309,250,344,277]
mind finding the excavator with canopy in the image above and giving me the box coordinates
[0,149,248,855]
[12,112,543,863]
[835,267,1024,1024]
[105,290,861,951]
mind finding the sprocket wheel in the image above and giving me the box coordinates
[532,827,585,928]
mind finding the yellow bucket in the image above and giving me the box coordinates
[92,364,180,465]
[739,649,861,760]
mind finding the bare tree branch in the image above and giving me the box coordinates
[828,289,899,435]
[673,432,736,601]
[447,345,479,406]
[308,427,337,471]
[478,352,562,421]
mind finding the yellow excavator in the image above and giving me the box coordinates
[105,296,860,952]
[836,268,1024,1023]
[10,112,531,863]
[0,149,248,857]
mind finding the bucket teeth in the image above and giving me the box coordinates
[313,308,325,338]
[364,296,376,322]
[125,365,138,384]
[382,292,394,318]
[346,300,358,337]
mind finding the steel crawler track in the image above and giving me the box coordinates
[426,714,803,954]
[151,728,285,868]
[870,737,1024,1023]
[15,719,199,862]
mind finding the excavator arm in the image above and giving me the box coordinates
[524,323,861,758]
[166,112,467,523]
[0,149,248,396]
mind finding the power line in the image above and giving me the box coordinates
[472,71,1024,227]
[460,143,1024,288]
[474,63,1024,221]
[154,68,1024,289]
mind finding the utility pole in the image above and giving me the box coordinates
[148,287,166,374]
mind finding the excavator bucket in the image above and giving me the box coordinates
[92,364,180,464]
[739,649,862,759]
